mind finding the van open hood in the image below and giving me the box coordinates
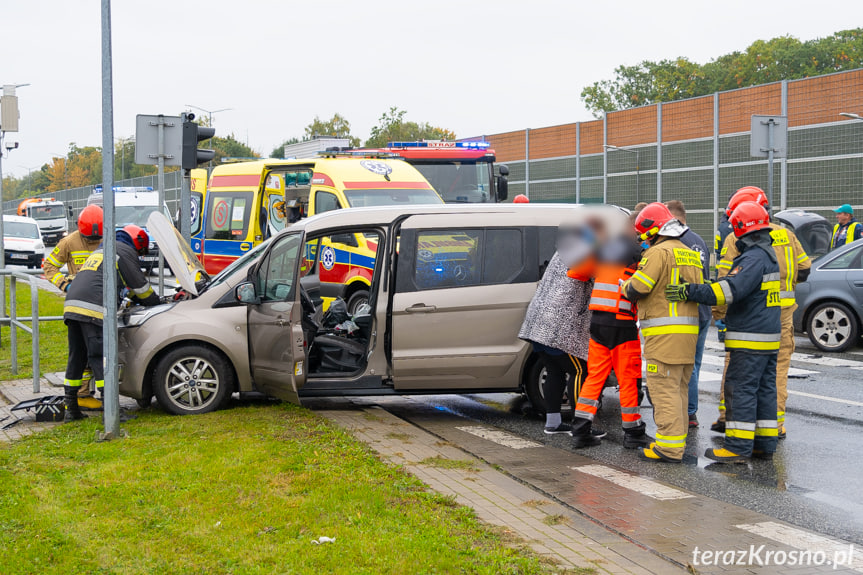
[146,212,209,296]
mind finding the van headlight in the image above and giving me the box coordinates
[34,241,44,251]
[121,302,175,327]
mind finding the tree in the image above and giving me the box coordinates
[304,113,360,147]
[580,28,863,117]
[209,134,259,165]
[365,107,457,148]
[270,137,300,159]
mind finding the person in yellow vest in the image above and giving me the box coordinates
[830,204,862,251]
[622,203,703,463]
[42,205,105,409]
[711,187,810,439]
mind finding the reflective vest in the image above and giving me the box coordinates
[831,221,860,250]
[589,264,637,320]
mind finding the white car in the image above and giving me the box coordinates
[3,215,45,269]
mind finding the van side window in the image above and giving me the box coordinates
[315,192,340,214]
[257,234,302,301]
[206,193,251,240]
[483,229,524,284]
[414,230,482,289]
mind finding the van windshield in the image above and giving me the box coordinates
[4,221,40,239]
[116,205,162,227]
[343,188,442,208]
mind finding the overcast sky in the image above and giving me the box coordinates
[2,0,860,177]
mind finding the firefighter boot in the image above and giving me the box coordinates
[623,422,654,449]
[571,419,602,449]
[704,448,747,464]
[638,443,681,463]
[64,386,88,422]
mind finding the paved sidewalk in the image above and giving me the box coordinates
[318,399,682,575]
[0,372,136,442]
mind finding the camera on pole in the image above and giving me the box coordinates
[182,113,215,169]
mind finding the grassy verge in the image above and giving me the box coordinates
[0,403,568,574]
[0,277,67,382]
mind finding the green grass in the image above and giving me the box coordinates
[418,456,480,472]
[0,278,67,382]
[0,403,564,574]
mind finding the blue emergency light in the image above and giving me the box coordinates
[93,185,154,193]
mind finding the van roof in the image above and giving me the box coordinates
[3,214,39,225]
[207,157,433,191]
[287,203,627,235]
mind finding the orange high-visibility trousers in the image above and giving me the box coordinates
[574,337,642,428]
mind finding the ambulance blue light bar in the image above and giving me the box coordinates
[387,141,490,150]
[93,185,154,193]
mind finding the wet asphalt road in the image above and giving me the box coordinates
[390,328,863,546]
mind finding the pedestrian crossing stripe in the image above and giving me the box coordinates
[572,464,694,501]
[735,522,863,572]
[455,426,542,450]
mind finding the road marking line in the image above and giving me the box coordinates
[706,340,863,368]
[572,464,694,500]
[787,390,863,407]
[700,353,816,376]
[735,522,863,572]
[455,426,542,449]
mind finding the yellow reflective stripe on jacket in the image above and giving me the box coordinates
[64,299,106,319]
[832,222,860,247]
[640,315,699,336]
[631,270,656,289]
[45,253,63,267]
[796,252,809,263]
[50,273,64,287]
[725,331,781,351]
[716,259,733,271]
[668,268,680,317]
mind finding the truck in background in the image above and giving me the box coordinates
[17,197,71,245]
[87,185,172,273]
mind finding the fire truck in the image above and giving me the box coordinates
[324,141,509,204]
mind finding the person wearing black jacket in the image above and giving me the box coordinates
[666,202,781,463]
[62,225,161,421]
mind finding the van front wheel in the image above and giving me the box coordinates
[153,345,233,415]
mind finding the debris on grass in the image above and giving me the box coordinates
[418,456,480,472]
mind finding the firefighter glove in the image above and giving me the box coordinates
[665,283,690,302]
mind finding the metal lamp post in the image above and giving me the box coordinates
[18,165,38,194]
[604,144,640,205]
[184,105,231,166]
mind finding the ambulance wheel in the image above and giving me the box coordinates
[807,301,858,352]
[153,344,234,415]
[346,289,370,316]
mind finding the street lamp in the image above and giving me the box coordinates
[115,135,134,180]
[184,104,232,148]
[604,144,640,205]
[18,165,39,194]
[840,112,863,121]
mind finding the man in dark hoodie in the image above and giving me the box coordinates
[62,225,162,421]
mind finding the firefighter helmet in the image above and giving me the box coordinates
[726,186,769,216]
[730,201,771,238]
[123,225,150,255]
[513,194,530,204]
[633,202,676,241]
[77,205,104,240]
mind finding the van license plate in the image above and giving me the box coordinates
[10,254,28,260]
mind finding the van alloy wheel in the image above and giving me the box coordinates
[153,344,234,415]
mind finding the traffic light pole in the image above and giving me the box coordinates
[180,113,192,243]
[156,115,166,297]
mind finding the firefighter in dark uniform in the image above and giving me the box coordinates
[666,201,781,462]
[62,225,162,421]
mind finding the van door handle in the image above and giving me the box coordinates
[405,304,436,313]
[854,281,863,287]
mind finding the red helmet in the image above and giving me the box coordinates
[513,194,530,204]
[634,202,676,240]
[123,225,150,255]
[78,205,104,240]
[730,201,771,238]
[726,186,769,216]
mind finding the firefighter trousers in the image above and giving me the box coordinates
[717,307,793,425]
[645,359,693,460]
[65,320,105,389]
[538,351,587,414]
[574,324,641,428]
[724,350,778,457]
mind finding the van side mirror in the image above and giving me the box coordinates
[498,164,510,176]
[496,175,509,202]
[235,282,258,304]
[67,206,74,218]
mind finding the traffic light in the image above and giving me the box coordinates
[182,115,215,169]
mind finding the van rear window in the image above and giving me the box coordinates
[206,193,251,240]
